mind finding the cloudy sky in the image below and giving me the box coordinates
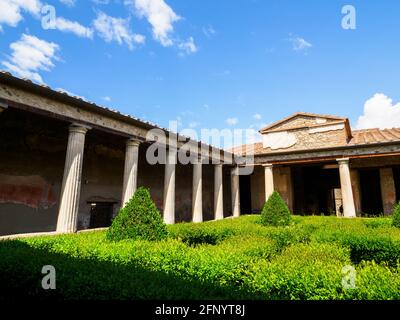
[0,0,400,139]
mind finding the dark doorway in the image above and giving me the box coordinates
[240,175,252,214]
[292,165,340,216]
[359,169,383,216]
[89,202,114,228]
[394,167,400,202]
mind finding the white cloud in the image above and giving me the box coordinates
[178,37,197,55]
[356,93,400,130]
[126,0,180,47]
[2,34,59,83]
[93,11,145,49]
[202,25,215,38]
[102,96,111,102]
[0,0,42,30]
[54,17,94,38]
[253,113,262,120]
[59,0,76,7]
[288,35,312,52]
[226,117,238,126]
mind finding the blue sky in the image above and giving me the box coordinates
[1,0,400,142]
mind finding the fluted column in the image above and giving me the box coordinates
[263,164,274,202]
[214,164,224,220]
[163,147,177,224]
[57,124,89,233]
[192,158,203,223]
[121,139,141,206]
[231,167,240,217]
[337,158,356,218]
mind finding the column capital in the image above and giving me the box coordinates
[126,138,141,147]
[337,158,350,164]
[262,163,274,168]
[69,123,91,134]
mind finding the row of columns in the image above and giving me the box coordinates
[56,124,239,233]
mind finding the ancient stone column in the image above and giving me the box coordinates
[57,124,89,233]
[231,167,240,217]
[263,164,274,202]
[121,139,140,206]
[163,147,177,225]
[380,168,396,215]
[192,158,203,223]
[337,158,356,218]
[214,164,224,220]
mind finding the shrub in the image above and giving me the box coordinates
[392,202,400,228]
[106,187,168,242]
[260,191,292,227]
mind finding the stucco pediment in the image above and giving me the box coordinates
[263,131,297,150]
[260,112,347,133]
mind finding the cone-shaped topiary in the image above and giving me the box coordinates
[106,187,168,241]
[260,191,292,227]
[392,202,400,228]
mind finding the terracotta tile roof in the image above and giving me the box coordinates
[349,128,400,145]
[230,128,400,155]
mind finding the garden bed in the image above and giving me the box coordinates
[1,215,400,300]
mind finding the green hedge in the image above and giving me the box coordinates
[393,202,400,228]
[1,215,400,300]
[106,187,168,242]
[261,191,292,227]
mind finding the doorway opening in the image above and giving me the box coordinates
[292,164,340,216]
[89,202,115,228]
[240,175,252,214]
[359,169,383,216]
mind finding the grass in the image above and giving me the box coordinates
[1,215,400,300]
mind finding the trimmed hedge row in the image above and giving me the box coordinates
[1,215,400,300]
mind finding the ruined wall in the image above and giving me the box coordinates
[0,109,67,235]
[273,166,294,212]
[250,166,265,212]
[350,169,362,216]
[380,168,397,215]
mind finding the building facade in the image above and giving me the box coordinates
[1,72,400,237]
[0,72,238,236]
[232,112,400,218]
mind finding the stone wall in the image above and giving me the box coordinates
[273,167,294,212]
[250,166,265,212]
[262,125,348,152]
